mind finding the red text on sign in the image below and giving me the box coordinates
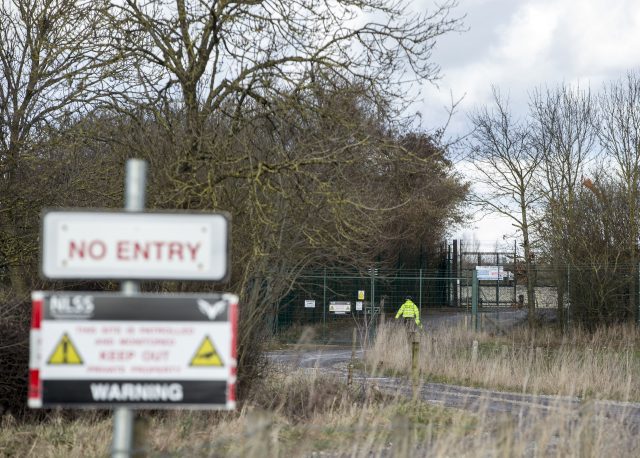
[69,240,107,260]
[100,351,135,361]
[66,240,201,262]
[115,241,201,262]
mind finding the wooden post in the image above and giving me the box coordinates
[348,327,356,386]
[535,347,543,365]
[411,331,419,396]
[471,340,479,364]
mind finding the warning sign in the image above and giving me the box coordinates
[48,333,83,365]
[190,336,224,367]
[29,292,238,409]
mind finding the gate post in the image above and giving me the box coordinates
[419,268,423,315]
[323,268,327,342]
[513,240,517,307]
[453,240,458,307]
[496,252,500,308]
[370,267,376,345]
[472,268,479,331]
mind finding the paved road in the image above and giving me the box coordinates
[269,310,640,433]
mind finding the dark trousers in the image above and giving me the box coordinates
[401,318,419,333]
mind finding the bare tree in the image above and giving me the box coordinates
[469,88,541,326]
[98,0,465,390]
[531,85,595,329]
[105,0,462,169]
[0,0,119,295]
[571,172,634,326]
[598,71,640,322]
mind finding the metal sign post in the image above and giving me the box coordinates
[114,159,146,458]
[472,268,479,331]
[30,159,237,458]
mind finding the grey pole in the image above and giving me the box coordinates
[121,159,146,295]
[496,252,500,308]
[323,268,327,342]
[513,240,517,306]
[418,268,423,315]
[472,268,479,331]
[112,159,147,458]
[566,263,571,329]
[371,268,375,322]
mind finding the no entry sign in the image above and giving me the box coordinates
[41,210,229,281]
[29,292,238,409]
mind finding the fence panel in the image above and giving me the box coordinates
[275,269,471,342]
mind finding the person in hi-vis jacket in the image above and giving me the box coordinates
[395,296,422,329]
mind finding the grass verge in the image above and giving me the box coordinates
[0,369,474,457]
[2,365,639,456]
[367,320,640,401]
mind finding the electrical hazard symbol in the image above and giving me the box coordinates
[48,333,83,365]
[190,336,224,367]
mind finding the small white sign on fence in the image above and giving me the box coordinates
[476,266,509,281]
[329,301,350,314]
[355,301,363,311]
[304,300,315,308]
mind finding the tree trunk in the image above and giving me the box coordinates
[524,243,536,327]
[8,263,28,298]
[2,212,29,298]
[630,257,637,322]
[2,140,30,298]
[555,262,565,334]
[521,202,536,328]
[629,199,637,322]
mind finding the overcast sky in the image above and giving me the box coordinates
[413,0,640,249]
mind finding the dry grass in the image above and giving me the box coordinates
[3,323,640,457]
[0,412,112,457]
[2,367,638,457]
[0,369,474,457]
[368,321,640,401]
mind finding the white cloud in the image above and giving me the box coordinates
[419,0,640,133]
[493,2,560,67]
[416,0,640,242]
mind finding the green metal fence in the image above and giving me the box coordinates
[274,268,476,342]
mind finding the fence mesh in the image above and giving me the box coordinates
[275,269,477,343]
[273,263,640,341]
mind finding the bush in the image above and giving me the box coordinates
[0,299,30,418]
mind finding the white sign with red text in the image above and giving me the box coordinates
[41,211,229,280]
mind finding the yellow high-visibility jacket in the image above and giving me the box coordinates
[395,299,421,325]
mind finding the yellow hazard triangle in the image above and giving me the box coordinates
[190,336,224,367]
[48,333,83,365]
